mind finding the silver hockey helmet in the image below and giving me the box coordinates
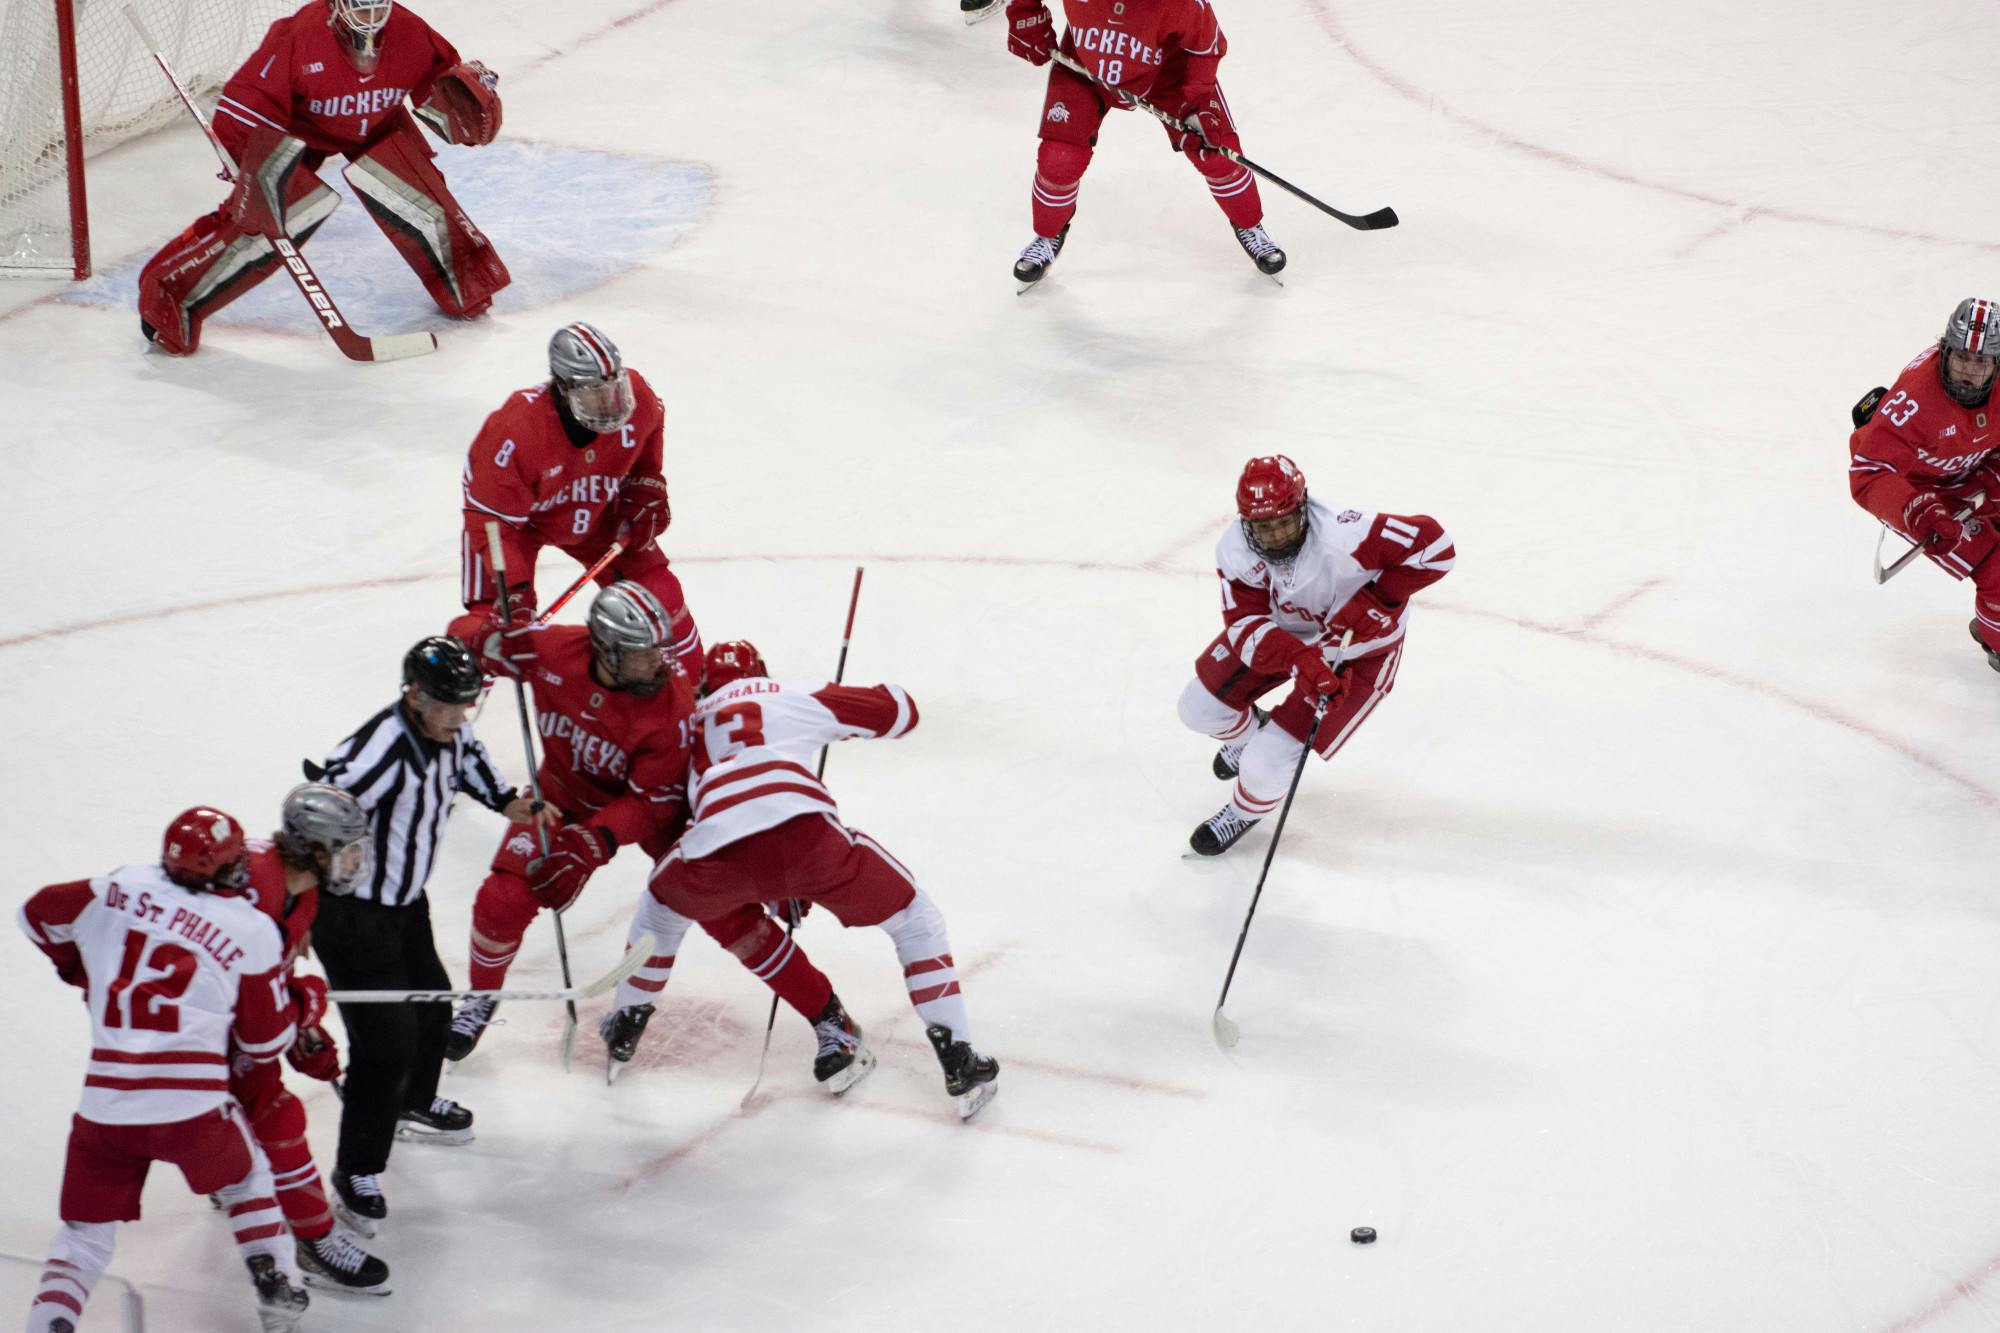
[587,581,673,696]
[1939,298,2000,408]
[549,322,636,435]
[276,782,372,896]
[327,0,393,73]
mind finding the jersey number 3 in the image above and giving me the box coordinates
[104,931,198,1032]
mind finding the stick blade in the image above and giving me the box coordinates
[582,934,655,998]
[1212,1007,1241,1049]
[1355,206,1399,230]
[358,331,439,362]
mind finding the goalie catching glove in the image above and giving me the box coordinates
[416,60,503,146]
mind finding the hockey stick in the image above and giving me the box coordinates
[1873,492,1985,584]
[331,934,654,1005]
[1212,629,1353,1050]
[486,521,580,1069]
[124,6,436,363]
[1048,48,1398,232]
[739,565,866,1108]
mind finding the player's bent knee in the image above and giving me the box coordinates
[1177,676,1240,736]
[51,1220,116,1278]
[1035,138,1092,186]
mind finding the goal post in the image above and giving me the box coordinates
[0,0,292,280]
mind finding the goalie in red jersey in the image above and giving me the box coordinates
[1003,0,1284,285]
[137,0,509,356]
[1849,297,2000,672]
[457,322,702,681]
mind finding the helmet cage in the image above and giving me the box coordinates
[1939,297,2000,409]
[549,322,635,434]
[328,0,392,69]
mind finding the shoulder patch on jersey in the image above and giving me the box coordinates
[1337,509,1363,523]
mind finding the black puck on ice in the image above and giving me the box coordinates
[1350,1226,1377,1244]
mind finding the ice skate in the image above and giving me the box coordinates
[962,0,1001,21]
[1972,621,2000,673]
[330,1171,386,1238]
[1014,224,1069,290]
[1189,805,1258,857]
[246,1252,309,1332]
[444,994,498,1061]
[924,1023,1000,1120]
[1234,223,1286,280]
[600,1002,654,1084]
[811,994,876,1096]
[297,1228,392,1296]
[1212,706,1269,779]
[396,1095,475,1145]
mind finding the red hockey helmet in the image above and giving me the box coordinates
[162,807,250,891]
[702,640,768,694]
[1236,455,1310,560]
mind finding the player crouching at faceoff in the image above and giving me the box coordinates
[606,639,1002,1119]
[1849,297,2000,671]
[137,0,507,355]
[445,586,840,1060]
[19,808,311,1332]
[459,324,702,682]
[1179,456,1454,855]
[232,784,390,1294]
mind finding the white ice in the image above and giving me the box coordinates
[2,0,1998,1329]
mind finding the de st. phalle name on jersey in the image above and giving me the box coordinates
[104,881,248,970]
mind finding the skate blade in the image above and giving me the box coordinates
[963,3,1001,21]
[956,1080,999,1121]
[823,1046,877,1097]
[393,1122,475,1147]
[607,1055,629,1086]
[330,1201,380,1240]
[302,1269,393,1298]
[258,1308,306,1333]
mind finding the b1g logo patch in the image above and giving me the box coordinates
[1337,509,1362,523]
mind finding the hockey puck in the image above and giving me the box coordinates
[1350,1227,1377,1244]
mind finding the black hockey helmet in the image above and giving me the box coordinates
[403,635,482,704]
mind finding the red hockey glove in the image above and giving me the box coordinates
[1291,651,1347,703]
[766,899,812,929]
[1906,493,1967,548]
[1173,105,1227,160]
[288,974,330,1030]
[1329,586,1402,640]
[528,824,616,912]
[285,1026,342,1082]
[1007,1,1054,64]
[614,475,672,549]
[416,60,503,146]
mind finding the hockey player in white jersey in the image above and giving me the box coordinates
[603,640,1001,1119]
[1178,455,1455,855]
[17,806,311,1332]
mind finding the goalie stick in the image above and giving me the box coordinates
[737,565,866,1108]
[1212,629,1353,1050]
[330,934,654,1004]
[124,6,437,363]
[1048,48,1398,232]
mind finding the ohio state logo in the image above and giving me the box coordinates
[1048,102,1070,123]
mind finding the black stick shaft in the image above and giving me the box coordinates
[1213,702,1326,1014]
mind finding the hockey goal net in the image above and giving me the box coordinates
[0,0,293,279]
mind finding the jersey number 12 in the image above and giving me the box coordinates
[103,932,198,1032]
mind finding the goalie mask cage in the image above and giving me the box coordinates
[0,0,294,279]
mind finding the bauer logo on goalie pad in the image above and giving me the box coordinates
[1048,102,1071,124]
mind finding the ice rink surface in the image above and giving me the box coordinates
[2,0,1998,1329]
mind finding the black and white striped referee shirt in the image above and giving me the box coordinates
[314,703,517,907]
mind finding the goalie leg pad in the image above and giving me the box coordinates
[344,113,510,319]
[136,173,338,355]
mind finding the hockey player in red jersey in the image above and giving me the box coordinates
[230,784,390,1294]
[1850,297,2000,671]
[1004,0,1283,285]
[137,0,508,355]
[18,808,311,1332]
[459,323,702,681]
[444,585,838,1060]
[606,639,1003,1119]
[1178,456,1454,856]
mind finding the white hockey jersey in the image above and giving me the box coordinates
[680,678,918,859]
[18,865,294,1126]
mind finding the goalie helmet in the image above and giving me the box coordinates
[162,807,251,892]
[1235,455,1310,561]
[550,322,636,435]
[702,640,769,694]
[327,0,394,73]
[1938,297,2000,408]
[277,783,372,896]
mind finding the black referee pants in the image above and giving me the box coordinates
[313,893,453,1176]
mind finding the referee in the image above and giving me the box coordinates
[310,635,550,1233]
